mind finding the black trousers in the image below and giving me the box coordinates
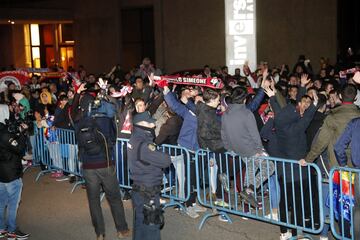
[279,179,311,235]
[185,153,196,207]
[83,167,128,236]
[132,191,161,240]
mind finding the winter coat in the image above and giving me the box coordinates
[306,111,326,151]
[305,104,360,167]
[275,103,316,160]
[274,103,316,182]
[164,92,199,151]
[0,124,26,183]
[334,117,360,167]
[128,125,171,187]
[221,104,263,157]
[196,102,225,152]
[155,115,183,145]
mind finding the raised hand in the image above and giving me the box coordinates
[76,83,87,94]
[97,78,108,90]
[300,74,311,87]
[353,71,360,84]
[264,86,276,97]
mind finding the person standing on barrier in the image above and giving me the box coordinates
[275,91,318,239]
[196,88,230,211]
[127,111,171,240]
[221,86,275,208]
[0,120,30,240]
[161,83,206,219]
[71,82,131,240]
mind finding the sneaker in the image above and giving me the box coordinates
[185,206,200,219]
[56,176,70,182]
[7,229,29,239]
[239,189,259,208]
[117,229,131,239]
[69,176,76,184]
[218,173,230,192]
[21,160,28,165]
[122,191,131,201]
[218,215,229,222]
[160,198,167,205]
[265,212,279,221]
[206,193,217,202]
[279,231,292,240]
[96,234,105,240]
[0,230,7,238]
[23,153,33,161]
[319,237,328,240]
[50,172,59,178]
[214,200,229,208]
[192,203,207,213]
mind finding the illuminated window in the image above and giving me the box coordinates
[30,24,40,46]
[24,25,32,67]
[29,24,41,68]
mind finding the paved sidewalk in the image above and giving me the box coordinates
[9,168,284,240]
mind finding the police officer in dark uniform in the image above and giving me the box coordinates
[127,111,171,240]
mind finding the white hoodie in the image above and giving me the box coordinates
[0,104,9,124]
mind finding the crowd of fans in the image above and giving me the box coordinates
[1,55,360,240]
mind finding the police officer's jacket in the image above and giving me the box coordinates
[0,124,26,183]
[128,125,171,187]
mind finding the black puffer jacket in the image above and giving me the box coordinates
[0,124,26,183]
[196,102,225,152]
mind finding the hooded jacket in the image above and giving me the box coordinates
[221,104,263,157]
[196,102,225,152]
[0,124,26,183]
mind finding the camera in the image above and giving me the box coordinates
[5,110,34,134]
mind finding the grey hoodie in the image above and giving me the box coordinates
[221,104,263,157]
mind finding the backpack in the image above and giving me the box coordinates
[76,117,104,156]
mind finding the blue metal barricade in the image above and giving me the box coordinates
[195,149,324,237]
[329,167,360,240]
[116,138,131,190]
[35,128,82,186]
[23,127,44,172]
[158,144,191,210]
[116,138,191,210]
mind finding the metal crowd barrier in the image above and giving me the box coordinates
[195,149,324,238]
[34,128,82,191]
[115,138,191,210]
[329,166,360,240]
[30,128,360,239]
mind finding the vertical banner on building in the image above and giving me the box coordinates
[225,0,257,74]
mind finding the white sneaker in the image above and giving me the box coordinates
[23,153,33,160]
[218,215,229,222]
[185,206,200,219]
[192,203,207,213]
[265,212,279,221]
[319,236,328,240]
[279,231,292,240]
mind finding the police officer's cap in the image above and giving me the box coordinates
[133,112,156,125]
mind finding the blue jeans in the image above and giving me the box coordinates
[0,178,23,232]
